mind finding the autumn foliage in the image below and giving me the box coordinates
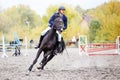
[0,1,120,43]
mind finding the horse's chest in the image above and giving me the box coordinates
[44,39,56,49]
[47,41,56,47]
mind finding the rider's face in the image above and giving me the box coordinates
[60,10,65,14]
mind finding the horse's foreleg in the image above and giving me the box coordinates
[37,51,50,70]
[41,53,55,69]
[28,49,42,71]
[37,53,47,70]
[40,53,47,64]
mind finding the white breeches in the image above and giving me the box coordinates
[41,27,62,42]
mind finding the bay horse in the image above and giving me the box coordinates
[28,14,65,71]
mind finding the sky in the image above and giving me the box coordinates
[0,0,110,16]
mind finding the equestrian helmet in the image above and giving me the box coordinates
[58,6,66,11]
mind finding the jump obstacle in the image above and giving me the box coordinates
[78,35,88,55]
[1,35,8,58]
[116,36,120,54]
[1,34,28,58]
[78,35,120,56]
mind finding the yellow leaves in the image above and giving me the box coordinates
[108,0,120,15]
[87,1,120,42]
[44,4,83,41]
[2,2,120,42]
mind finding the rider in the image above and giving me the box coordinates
[35,6,68,49]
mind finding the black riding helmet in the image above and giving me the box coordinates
[58,6,66,11]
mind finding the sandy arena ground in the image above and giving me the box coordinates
[0,48,120,80]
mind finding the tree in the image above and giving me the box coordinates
[0,13,12,33]
[41,4,83,40]
[87,0,120,42]
[89,19,101,42]
[0,4,42,40]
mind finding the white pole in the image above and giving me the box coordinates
[1,35,8,58]
[24,36,29,56]
[116,37,118,53]
[117,36,120,54]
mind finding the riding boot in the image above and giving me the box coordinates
[35,35,44,49]
[56,41,62,53]
[58,41,61,49]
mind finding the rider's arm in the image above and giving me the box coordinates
[63,15,68,30]
[49,13,56,27]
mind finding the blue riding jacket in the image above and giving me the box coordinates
[49,12,68,30]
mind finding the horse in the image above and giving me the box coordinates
[28,14,65,71]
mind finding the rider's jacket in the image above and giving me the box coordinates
[49,12,68,30]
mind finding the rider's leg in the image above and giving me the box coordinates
[35,36,44,49]
[54,31,63,53]
[35,27,51,49]
[56,31,62,48]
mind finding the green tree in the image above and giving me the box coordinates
[0,4,42,40]
[89,19,101,42]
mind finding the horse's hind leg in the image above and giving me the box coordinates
[28,49,42,71]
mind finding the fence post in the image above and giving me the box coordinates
[1,35,8,58]
[78,35,88,56]
[24,36,29,56]
[117,36,120,54]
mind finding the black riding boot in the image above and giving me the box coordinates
[58,41,61,49]
[58,41,63,53]
[35,35,44,49]
[54,41,62,54]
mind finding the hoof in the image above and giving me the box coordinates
[25,71,30,76]
[34,46,39,49]
[37,66,44,70]
[28,68,31,71]
[28,69,31,72]
[28,67,32,72]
